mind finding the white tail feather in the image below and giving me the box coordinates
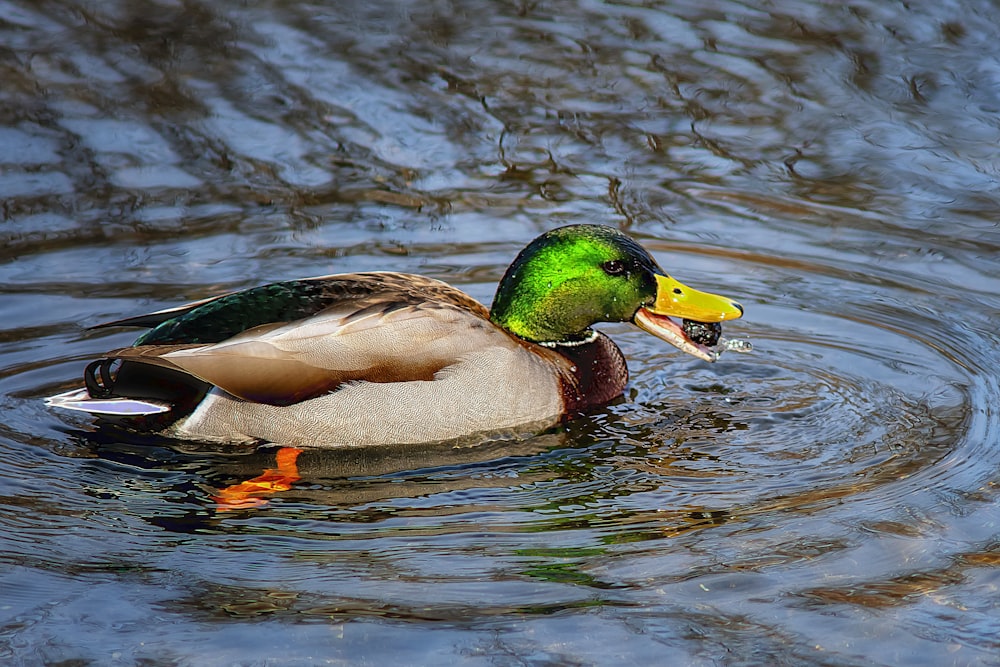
[45,388,171,416]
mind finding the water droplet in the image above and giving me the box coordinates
[722,338,753,353]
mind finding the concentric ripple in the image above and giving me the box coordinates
[594,247,988,519]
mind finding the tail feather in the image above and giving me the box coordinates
[45,388,171,416]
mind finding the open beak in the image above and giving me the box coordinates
[633,274,744,362]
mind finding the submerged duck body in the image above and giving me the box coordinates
[47,225,744,447]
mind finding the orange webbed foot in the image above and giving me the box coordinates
[213,447,303,512]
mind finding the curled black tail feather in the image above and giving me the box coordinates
[82,356,212,426]
[84,359,118,398]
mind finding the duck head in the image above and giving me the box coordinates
[489,224,743,360]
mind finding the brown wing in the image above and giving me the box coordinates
[106,274,506,406]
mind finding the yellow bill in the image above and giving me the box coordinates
[633,274,743,362]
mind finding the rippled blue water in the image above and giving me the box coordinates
[3,1,1000,665]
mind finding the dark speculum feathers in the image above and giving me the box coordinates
[682,319,722,347]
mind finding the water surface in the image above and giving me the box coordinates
[3,1,1000,665]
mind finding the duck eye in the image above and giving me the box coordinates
[601,260,627,276]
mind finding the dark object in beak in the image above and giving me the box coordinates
[682,319,722,347]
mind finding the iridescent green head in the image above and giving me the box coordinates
[490,224,744,360]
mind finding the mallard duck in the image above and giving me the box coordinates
[46,224,744,447]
